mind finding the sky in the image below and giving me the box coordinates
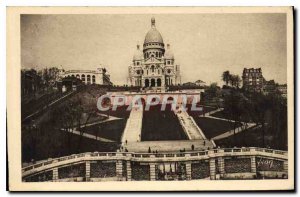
[21,14,287,85]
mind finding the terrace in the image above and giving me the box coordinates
[22,147,288,182]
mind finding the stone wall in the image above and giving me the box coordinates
[22,148,288,182]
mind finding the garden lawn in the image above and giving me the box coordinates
[193,117,241,139]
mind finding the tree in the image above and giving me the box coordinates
[206,83,219,98]
[223,91,246,145]
[204,83,222,108]
[95,124,101,140]
[54,100,75,154]
[222,71,231,86]
[266,92,287,149]
[41,67,60,91]
[248,92,272,147]
[231,75,242,89]
[101,97,111,118]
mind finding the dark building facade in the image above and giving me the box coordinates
[21,69,42,96]
[263,79,277,95]
[242,68,264,92]
[277,84,287,98]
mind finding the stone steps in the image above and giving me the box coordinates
[121,107,143,143]
[177,111,205,140]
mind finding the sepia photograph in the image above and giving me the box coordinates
[7,6,294,191]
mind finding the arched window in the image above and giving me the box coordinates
[145,79,149,87]
[157,78,161,87]
[151,65,155,73]
[151,78,155,87]
[87,75,91,84]
[76,74,80,78]
[81,74,85,82]
[167,96,174,101]
[92,75,96,84]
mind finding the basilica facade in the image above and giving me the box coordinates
[128,18,181,89]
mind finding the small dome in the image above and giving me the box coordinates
[164,44,174,59]
[144,17,164,45]
[133,44,143,61]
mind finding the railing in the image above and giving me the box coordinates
[22,147,287,177]
[64,70,97,74]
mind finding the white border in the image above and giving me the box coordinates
[1,0,298,196]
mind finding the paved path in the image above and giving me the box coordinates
[61,128,115,142]
[203,107,223,117]
[121,106,143,144]
[123,140,213,153]
[199,106,257,141]
[23,90,76,122]
[204,115,236,123]
[76,115,121,129]
[212,123,259,141]
[61,115,122,142]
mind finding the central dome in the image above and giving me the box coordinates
[144,17,164,44]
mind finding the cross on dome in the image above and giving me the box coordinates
[151,17,155,28]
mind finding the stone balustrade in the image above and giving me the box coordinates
[22,147,288,182]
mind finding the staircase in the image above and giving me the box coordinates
[177,111,206,140]
[121,106,143,143]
